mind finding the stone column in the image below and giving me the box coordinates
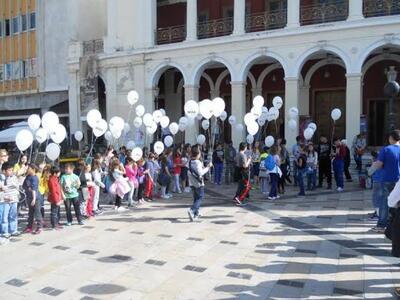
[233,0,246,36]
[231,81,247,148]
[143,0,156,48]
[346,73,362,144]
[286,0,300,28]
[184,85,199,144]
[104,0,117,53]
[67,65,81,135]
[284,77,300,149]
[186,0,197,41]
[348,0,364,21]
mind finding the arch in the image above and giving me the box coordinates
[362,53,400,77]
[356,38,400,73]
[247,71,256,91]
[215,69,230,92]
[239,50,288,82]
[190,56,236,86]
[256,63,283,90]
[294,45,351,78]
[201,73,216,91]
[149,61,188,88]
[304,58,345,86]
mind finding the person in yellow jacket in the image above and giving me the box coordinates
[38,163,51,224]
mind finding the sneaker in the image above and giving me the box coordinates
[24,227,33,234]
[233,197,241,205]
[276,195,280,199]
[66,222,72,227]
[161,195,169,199]
[187,209,195,222]
[2,233,11,239]
[114,206,119,211]
[78,221,85,225]
[117,207,126,212]
[11,231,21,237]
[337,187,344,192]
[368,212,379,220]
[267,196,276,200]
[371,226,385,233]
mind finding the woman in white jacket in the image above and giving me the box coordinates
[187,146,212,222]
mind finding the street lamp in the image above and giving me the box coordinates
[384,66,400,132]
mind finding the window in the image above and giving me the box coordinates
[12,61,21,79]
[5,19,10,36]
[12,17,19,34]
[22,60,27,78]
[29,12,36,29]
[4,63,12,80]
[0,65,3,81]
[223,7,234,19]
[29,58,36,77]
[21,14,27,31]
[198,12,209,23]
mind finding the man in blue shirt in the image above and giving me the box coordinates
[370,130,400,232]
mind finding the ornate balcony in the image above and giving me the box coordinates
[156,25,186,45]
[197,17,233,39]
[363,0,400,17]
[300,1,348,26]
[245,9,287,32]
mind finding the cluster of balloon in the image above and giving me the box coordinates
[304,122,317,141]
[287,107,299,132]
[19,112,67,162]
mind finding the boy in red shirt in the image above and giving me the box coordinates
[332,137,346,192]
[48,166,63,229]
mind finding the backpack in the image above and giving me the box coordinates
[264,155,276,171]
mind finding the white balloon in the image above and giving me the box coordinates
[160,108,166,116]
[131,147,143,162]
[153,110,163,124]
[199,99,214,120]
[196,113,203,121]
[86,109,101,129]
[143,113,154,127]
[272,96,283,109]
[331,108,342,121]
[112,130,122,139]
[16,129,33,151]
[28,114,41,131]
[289,107,299,119]
[133,117,143,128]
[304,127,314,140]
[220,111,227,121]
[46,143,60,161]
[104,131,112,141]
[153,141,165,155]
[288,119,297,131]
[126,140,136,150]
[251,106,262,119]
[246,134,254,144]
[269,107,280,121]
[146,122,158,134]
[169,122,179,135]
[178,116,188,128]
[308,122,317,131]
[123,123,131,134]
[160,116,170,129]
[244,113,256,126]
[74,130,83,142]
[196,134,206,145]
[93,119,108,137]
[164,135,173,147]
[257,118,266,127]
[135,105,145,117]
[265,136,275,148]
[178,124,186,132]
[50,124,67,144]
[42,111,59,131]
[253,95,264,108]
[109,116,125,132]
[184,100,199,119]
[247,122,259,136]
[235,123,244,132]
[212,97,225,117]
[127,90,139,105]
[261,107,269,121]
[201,119,210,130]
[229,115,237,125]
[36,128,48,144]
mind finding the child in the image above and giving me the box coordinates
[258,147,269,195]
[0,162,21,238]
[173,148,182,193]
[267,146,280,200]
[332,137,346,192]
[147,153,160,197]
[306,143,318,191]
[92,159,105,214]
[136,159,149,204]
[212,144,224,185]
[158,155,172,199]
[60,163,83,226]
[47,166,63,229]
[187,146,212,221]
[38,164,50,223]
[297,145,307,196]
[23,164,42,234]
[369,150,383,219]
[109,159,129,211]
[125,157,138,206]
[84,164,96,217]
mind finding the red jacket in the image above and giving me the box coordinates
[48,176,62,204]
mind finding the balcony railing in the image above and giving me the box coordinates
[197,17,233,39]
[83,39,104,56]
[300,1,349,25]
[245,9,287,32]
[363,0,400,17]
[156,25,186,45]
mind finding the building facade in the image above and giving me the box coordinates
[67,0,400,148]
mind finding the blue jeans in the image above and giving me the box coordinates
[214,163,223,185]
[372,181,383,210]
[377,182,396,228]
[191,186,204,216]
[297,169,305,195]
[0,203,4,234]
[269,173,278,198]
[1,202,18,234]
[333,159,344,188]
[306,169,317,190]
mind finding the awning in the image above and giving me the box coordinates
[0,121,30,143]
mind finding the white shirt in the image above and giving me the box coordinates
[388,179,400,208]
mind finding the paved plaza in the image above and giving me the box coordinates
[0,183,398,300]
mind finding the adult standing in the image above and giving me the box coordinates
[233,142,251,206]
[332,137,346,192]
[370,130,400,232]
[224,141,236,184]
[317,136,332,189]
[291,136,302,186]
[278,139,291,193]
[352,133,367,173]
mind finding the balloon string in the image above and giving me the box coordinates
[86,136,97,164]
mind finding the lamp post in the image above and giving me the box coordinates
[384,66,400,132]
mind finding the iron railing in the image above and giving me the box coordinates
[197,17,233,39]
[245,9,287,32]
[300,1,349,25]
[156,25,186,45]
[83,39,104,56]
[363,0,400,17]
